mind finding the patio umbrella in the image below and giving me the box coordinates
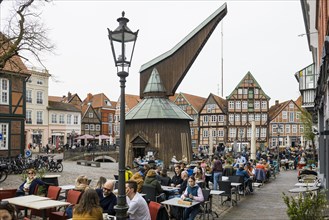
[75,134,94,140]
[96,134,111,140]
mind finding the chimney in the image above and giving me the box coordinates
[275,100,279,105]
[87,93,93,101]
[67,92,72,100]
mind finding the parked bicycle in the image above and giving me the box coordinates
[0,164,8,183]
[48,156,63,172]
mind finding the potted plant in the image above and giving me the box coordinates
[282,189,327,220]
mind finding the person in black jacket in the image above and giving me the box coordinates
[171,166,183,187]
[96,180,117,215]
[17,169,45,196]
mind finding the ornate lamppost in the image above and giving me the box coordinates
[108,11,138,220]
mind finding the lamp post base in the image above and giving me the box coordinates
[114,204,129,220]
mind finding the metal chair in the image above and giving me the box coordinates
[218,180,238,206]
[142,185,165,203]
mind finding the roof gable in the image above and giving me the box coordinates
[227,71,270,100]
[176,92,207,113]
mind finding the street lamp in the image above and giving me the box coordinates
[71,130,75,147]
[108,11,138,220]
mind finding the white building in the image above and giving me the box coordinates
[25,67,50,151]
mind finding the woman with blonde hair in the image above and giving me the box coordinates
[17,168,45,196]
[75,175,89,191]
[73,188,103,219]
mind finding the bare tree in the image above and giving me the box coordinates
[0,0,54,70]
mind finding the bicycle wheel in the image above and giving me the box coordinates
[0,170,8,183]
[56,163,63,172]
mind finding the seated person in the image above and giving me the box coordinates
[125,166,133,181]
[181,176,204,220]
[95,176,107,190]
[171,166,183,187]
[171,155,178,164]
[236,163,253,192]
[156,168,171,186]
[129,170,144,193]
[17,168,45,196]
[0,201,17,220]
[178,171,189,195]
[126,180,151,220]
[185,165,194,177]
[73,188,103,219]
[143,169,164,198]
[194,167,204,182]
[74,175,90,191]
[96,180,117,215]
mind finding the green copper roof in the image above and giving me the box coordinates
[126,97,193,120]
[143,68,167,94]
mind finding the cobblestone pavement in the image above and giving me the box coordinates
[0,154,298,220]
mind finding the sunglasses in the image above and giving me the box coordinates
[28,172,34,175]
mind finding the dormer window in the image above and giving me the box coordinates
[105,100,112,106]
[89,113,93,118]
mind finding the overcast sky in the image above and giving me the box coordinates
[1,1,312,106]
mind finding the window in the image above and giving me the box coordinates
[243,89,248,94]
[248,101,254,111]
[229,128,236,138]
[96,124,100,131]
[254,101,260,109]
[203,115,208,123]
[218,130,224,137]
[238,88,242,94]
[89,113,93,118]
[108,124,113,134]
[0,78,9,104]
[108,114,113,122]
[26,90,32,103]
[289,112,294,122]
[203,130,208,138]
[278,124,284,133]
[211,129,217,137]
[272,124,277,133]
[211,115,217,122]
[289,103,294,109]
[242,114,247,122]
[85,124,89,130]
[235,114,240,121]
[247,127,251,138]
[229,101,234,109]
[261,128,266,137]
[285,125,290,133]
[261,101,267,110]
[90,124,95,131]
[300,125,304,133]
[36,111,43,124]
[0,123,9,149]
[292,125,297,133]
[296,112,300,119]
[248,114,254,121]
[282,111,287,119]
[229,114,234,122]
[26,110,32,124]
[235,101,241,109]
[255,114,260,121]
[254,88,259,94]
[36,91,43,104]
[191,128,194,136]
[37,79,43,85]
[261,114,267,122]
[51,114,57,123]
[74,115,78,125]
[59,114,64,124]
[67,115,72,124]
[256,128,259,137]
[242,101,248,109]
[218,115,224,122]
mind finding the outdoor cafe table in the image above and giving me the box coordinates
[161,197,200,219]
[209,190,225,218]
[26,199,70,220]
[294,182,321,187]
[3,195,51,218]
[161,186,179,192]
[288,186,319,199]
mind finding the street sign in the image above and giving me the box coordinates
[0,133,2,141]
[25,150,32,157]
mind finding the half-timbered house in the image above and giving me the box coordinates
[226,72,270,151]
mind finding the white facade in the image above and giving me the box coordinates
[48,109,81,148]
[25,67,50,150]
